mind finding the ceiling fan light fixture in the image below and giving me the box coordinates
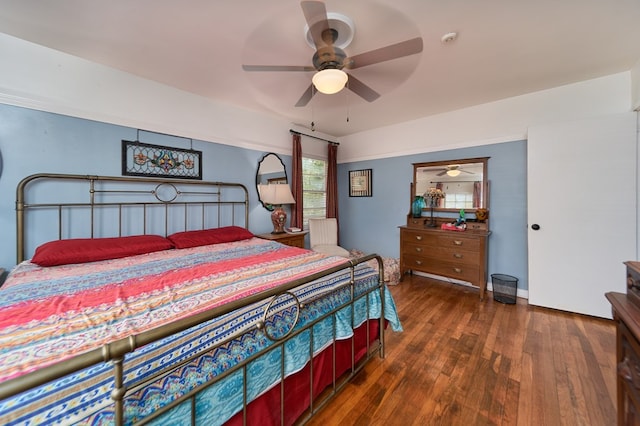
[446,169,461,177]
[312,69,348,94]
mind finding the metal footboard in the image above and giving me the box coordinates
[127,255,386,426]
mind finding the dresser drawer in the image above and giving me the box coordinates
[620,322,640,414]
[256,232,307,248]
[402,242,479,265]
[627,262,640,308]
[403,254,479,282]
[466,221,488,231]
[407,217,427,228]
[401,228,437,244]
[401,228,481,251]
[435,235,481,251]
[278,235,305,248]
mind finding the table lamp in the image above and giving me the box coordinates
[259,184,295,234]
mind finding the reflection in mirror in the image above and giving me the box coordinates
[413,157,488,211]
[256,153,287,211]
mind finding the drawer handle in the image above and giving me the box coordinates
[415,260,423,266]
[628,275,640,292]
[415,235,423,241]
[453,240,463,246]
[415,247,423,252]
[619,357,633,382]
[453,267,462,273]
[453,253,463,259]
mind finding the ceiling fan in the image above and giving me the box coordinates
[242,1,423,107]
[436,165,475,177]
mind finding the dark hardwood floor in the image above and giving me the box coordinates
[306,274,617,425]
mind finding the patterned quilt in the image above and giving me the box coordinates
[0,238,401,425]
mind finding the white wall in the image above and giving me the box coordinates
[0,33,293,156]
[339,72,633,163]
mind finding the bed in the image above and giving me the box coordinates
[0,173,401,425]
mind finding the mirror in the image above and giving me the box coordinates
[256,153,287,211]
[413,157,489,212]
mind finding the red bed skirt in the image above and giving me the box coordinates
[226,319,381,426]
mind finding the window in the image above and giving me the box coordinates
[302,157,327,228]
[444,192,474,209]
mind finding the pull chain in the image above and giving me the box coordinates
[346,80,350,123]
[311,86,316,131]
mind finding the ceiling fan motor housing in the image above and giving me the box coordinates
[313,46,346,70]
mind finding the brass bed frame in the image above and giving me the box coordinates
[1,173,387,425]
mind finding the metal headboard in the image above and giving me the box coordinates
[16,173,249,263]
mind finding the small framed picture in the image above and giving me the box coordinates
[349,169,372,197]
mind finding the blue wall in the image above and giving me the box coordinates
[337,141,529,291]
[0,103,529,292]
[0,103,280,270]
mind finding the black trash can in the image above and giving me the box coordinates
[491,274,518,304]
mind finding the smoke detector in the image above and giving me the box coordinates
[441,32,458,44]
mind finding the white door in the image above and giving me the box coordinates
[528,112,637,318]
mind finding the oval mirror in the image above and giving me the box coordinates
[413,157,489,212]
[256,153,287,211]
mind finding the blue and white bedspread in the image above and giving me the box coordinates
[0,238,401,425]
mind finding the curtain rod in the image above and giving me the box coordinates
[430,180,481,184]
[289,129,339,145]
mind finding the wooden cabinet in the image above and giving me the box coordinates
[257,232,307,248]
[399,224,490,300]
[606,261,640,426]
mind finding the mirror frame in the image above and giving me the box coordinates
[256,153,288,211]
[412,157,489,213]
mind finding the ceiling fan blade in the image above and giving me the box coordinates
[460,169,474,174]
[242,65,315,72]
[437,170,447,176]
[295,84,316,107]
[344,37,423,69]
[301,1,331,49]
[346,74,380,102]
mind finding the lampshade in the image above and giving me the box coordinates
[446,169,461,177]
[312,69,348,94]
[260,184,295,234]
[260,184,295,205]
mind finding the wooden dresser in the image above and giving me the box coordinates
[400,218,490,300]
[606,261,640,425]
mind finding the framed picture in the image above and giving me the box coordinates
[122,140,202,180]
[349,169,372,197]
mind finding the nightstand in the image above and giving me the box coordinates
[257,232,308,248]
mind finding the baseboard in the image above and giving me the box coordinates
[412,271,529,300]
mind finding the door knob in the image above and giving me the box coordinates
[531,224,540,230]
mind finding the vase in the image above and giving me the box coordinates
[411,196,426,218]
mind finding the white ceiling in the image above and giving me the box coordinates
[1,0,639,137]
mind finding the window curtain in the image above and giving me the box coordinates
[290,133,303,229]
[326,143,339,219]
[473,181,481,208]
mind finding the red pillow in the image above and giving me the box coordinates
[168,226,254,249]
[31,235,174,267]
